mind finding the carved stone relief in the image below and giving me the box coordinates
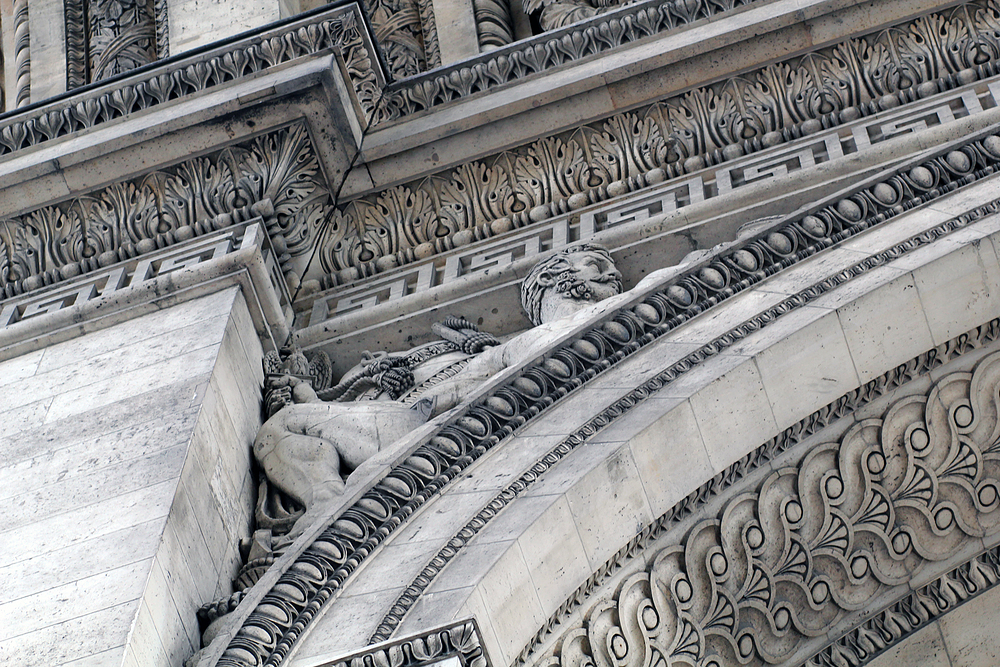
[0,6,377,159]
[65,0,164,87]
[538,346,1000,667]
[209,127,1000,667]
[474,0,516,50]
[253,244,620,530]
[0,123,326,298]
[364,0,434,77]
[325,0,1000,291]
[11,0,28,109]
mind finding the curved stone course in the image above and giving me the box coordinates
[212,128,1000,666]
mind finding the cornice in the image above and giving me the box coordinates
[312,0,1000,295]
[0,3,381,158]
[202,124,1000,667]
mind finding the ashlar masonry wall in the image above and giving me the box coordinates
[0,286,263,667]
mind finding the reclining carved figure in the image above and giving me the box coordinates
[253,243,624,537]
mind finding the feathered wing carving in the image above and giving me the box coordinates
[549,352,1000,667]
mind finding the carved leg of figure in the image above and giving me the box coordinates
[254,399,435,538]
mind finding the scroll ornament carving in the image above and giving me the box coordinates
[87,0,158,81]
[215,132,1000,667]
[0,124,324,297]
[13,0,29,109]
[547,350,1000,667]
[329,620,488,667]
[317,0,1000,289]
[365,0,432,77]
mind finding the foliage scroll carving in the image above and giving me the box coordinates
[544,349,1000,667]
[321,0,1000,290]
[65,0,161,87]
[0,124,327,297]
[214,129,1000,666]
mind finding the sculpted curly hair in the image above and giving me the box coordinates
[520,243,622,326]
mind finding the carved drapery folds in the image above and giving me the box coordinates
[0,124,327,297]
[543,349,1000,667]
[65,0,167,88]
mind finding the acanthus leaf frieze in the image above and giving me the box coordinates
[313,0,1000,296]
[211,127,1000,667]
[0,123,327,299]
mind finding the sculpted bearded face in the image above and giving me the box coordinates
[521,244,624,326]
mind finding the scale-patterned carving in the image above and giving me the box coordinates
[546,350,1000,667]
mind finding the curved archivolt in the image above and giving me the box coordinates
[540,351,1000,667]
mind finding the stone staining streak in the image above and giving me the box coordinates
[87,0,157,81]
[12,0,29,108]
[326,0,1000,287]
[0,124,326,297]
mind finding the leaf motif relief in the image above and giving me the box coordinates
[317,209,363,275]
[550,350,1000,667]
[438,163,515,232]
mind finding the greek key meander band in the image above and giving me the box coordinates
[217,129,1000,665]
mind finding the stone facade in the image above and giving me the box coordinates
[4,0,1000,666]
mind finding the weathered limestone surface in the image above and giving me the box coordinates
[25,0,64,101]
[0,286,263,667]
[168,0,281,54]
[867,584,1000,667]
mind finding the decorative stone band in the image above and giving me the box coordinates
[0,4,379,157]
[303,76,992,323]
[0,219,290,331]
[534,342,1000,667]
[214,129,1000,666]
[810,545,1000,666]
[375,0,761,122]
[0,124,315,301]
[316,0,1000,286]
[316,619,490,667]
[368,188,1000,645]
